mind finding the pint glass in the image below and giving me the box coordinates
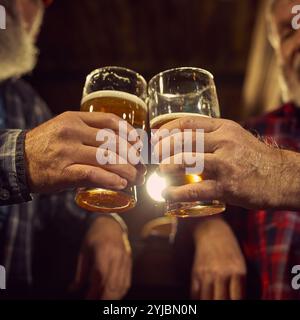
[75,67,147,213]
[148,67,226,218]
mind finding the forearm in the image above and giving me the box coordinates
[273,149,300,210]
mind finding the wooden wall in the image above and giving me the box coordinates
[28,0,259,121]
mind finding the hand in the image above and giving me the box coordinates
[155,116,285,210]
[25,111,146,194]
[71,216,132,300]
[191,217,246,300]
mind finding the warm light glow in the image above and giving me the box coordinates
[190,174,202,183]
[146,172,167,202]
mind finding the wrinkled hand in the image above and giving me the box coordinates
[155,116,284,209]
[25,111,146,194]
[191,217,246,300]
[71,216,132,300]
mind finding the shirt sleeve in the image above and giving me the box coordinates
[0,129,32,206]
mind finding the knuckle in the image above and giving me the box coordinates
[213,156,224,172]
[106,113,120,126]
[56,123,74,139]
[215,181,224,199]
[234,264,247,276]
[78,167,95,184]
[214,156,233,176]
[224,119,240,129]
[224,120,242,138]
[194,267,213,277]
[122,165,137,183]
[62,111,73,118]
[187,186,200,200]
[222,179,238,196]
[180,117,196,130]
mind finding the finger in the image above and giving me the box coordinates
[214,277,230,300]
[64,164,128,190]
[119,254,132,298]
[125,256,132,296]
[102,252,125,300]
[153,131,216,161]
[230,275,245,300]
[152,116,221,144]
[75,146,146,186]
[94,249,111,286]
[91,251,114,300]
[191,277,200,299]
[96,146,146,172]
[81,127,143,150]
[159,153,217,179]
[70,251,90,292]
[163,180,221,203]
[85,269,102,300]
[79,112,138,140]
[199,276,214,300]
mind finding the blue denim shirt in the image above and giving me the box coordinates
[0,79,96,290]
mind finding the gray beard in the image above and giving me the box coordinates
[0,0,44,82]
[280,68,300,107]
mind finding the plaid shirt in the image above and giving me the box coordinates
[229,103,300,300]
[0,78,97,295]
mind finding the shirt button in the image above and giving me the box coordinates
[0,188,10,201]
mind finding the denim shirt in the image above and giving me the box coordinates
[0,78,95,291]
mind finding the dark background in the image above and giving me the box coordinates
[28,0,259,121]
[26,0,262,299]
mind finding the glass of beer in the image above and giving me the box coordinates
[75,66,147,213]
[148,67,226,218]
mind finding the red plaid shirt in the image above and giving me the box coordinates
[229,103,300,300]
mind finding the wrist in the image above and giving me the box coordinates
[88,214,128,241]
[24,130,36,193]
[85,214,131,253]
[193,215,225,244]
[270,149,300,210]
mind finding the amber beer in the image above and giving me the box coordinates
[150,112,226,218]
[75,90,147,213]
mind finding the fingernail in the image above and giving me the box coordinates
[120,179,128,188]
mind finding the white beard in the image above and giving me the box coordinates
[0,0,44,82]
[278,52,300,107]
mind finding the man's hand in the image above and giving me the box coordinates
[155,116,291,210]
[25,111,146,194]
[191,217,246,300]
[71,216,132,300]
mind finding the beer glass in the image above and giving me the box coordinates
[75,67,147,213]
[148,67,226,218]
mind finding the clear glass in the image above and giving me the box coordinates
[148,67,226,218]
[75,66,147,213]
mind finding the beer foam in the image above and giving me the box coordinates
[81,90,147,111]
[150,113,210,129]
